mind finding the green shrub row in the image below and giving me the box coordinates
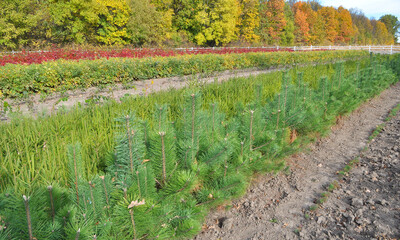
[0,50,369,98]
[0,54,399,239]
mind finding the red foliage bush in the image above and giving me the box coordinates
[0,47,297,66]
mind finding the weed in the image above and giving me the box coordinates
[309,205,318,211]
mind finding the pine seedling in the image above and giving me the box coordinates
[336,62,344,89]
[47,186,56,222]
[99,175,112,218]
[198,136,235,178]
[63,208,97,240]
[148,105,177,186]
[0,188,63,239]
[110,113,146,187]
[23,195,33,240]
[160,170,197,197]
[126,164,156,200]
[67,144,111,236]
[279,78,307,131]
[160,195,203,239]
[112,198,160,239]
[177,92,204,169]
[238,108,271,155]
[45,184,69,226]
[204,103,226,144]
[67,143,85,207]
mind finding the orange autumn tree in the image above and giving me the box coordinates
[259,0,286,44]
[318,6,338,44]
[294,8,309,44]
[292,1,313,44]
[337,6,354,44]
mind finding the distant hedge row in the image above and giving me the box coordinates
[0,50,369,98]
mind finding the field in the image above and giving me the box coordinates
[0,50,400,239]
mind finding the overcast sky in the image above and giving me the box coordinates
[320,0,400,20]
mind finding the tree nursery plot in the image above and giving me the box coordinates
[0,50,366,99]
[0,53,399,239]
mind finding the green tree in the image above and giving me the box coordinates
[172,0,203,43]
[280,2,295,45]
[127,0,172,46]
[48,0,100,44]
[0,0,45,49]
[379,14,399,42]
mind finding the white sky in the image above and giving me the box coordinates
[320,0,400,20]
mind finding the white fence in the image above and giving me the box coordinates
[1,45,399,56]
[175,45,400,54]
[295,45,400,54]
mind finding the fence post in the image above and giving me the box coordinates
[391,45,393,55]
[310,45,313,51]
[349,45,351,50]
[293,46,296,51]
[329,45,331,50]
[369,45,371,53]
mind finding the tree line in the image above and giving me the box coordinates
[0,0,398,49]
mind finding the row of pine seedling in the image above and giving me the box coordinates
[1,54,399,239]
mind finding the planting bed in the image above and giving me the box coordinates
[0,53,399,239]
[194,82,400,240]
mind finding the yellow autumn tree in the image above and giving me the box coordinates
[373,20,394,44]
[194,0,240,46]
[95,0,130,45]
[239,0,260,43]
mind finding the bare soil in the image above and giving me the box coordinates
[194,82,400,240]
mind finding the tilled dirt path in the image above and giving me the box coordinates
[300,101,400,239]
[194,82,400,240]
